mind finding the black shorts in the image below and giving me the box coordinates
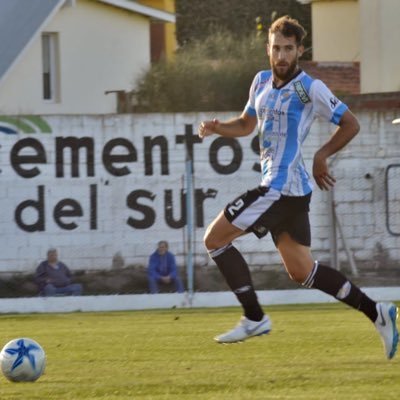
[224,186,311,247]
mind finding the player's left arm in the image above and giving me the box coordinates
[313,109,360,190]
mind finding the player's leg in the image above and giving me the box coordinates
[205,211,271,342]
[205,210,264,321]
[277,232,398,359]
[206,187,285,342]
[204,209,244,249]
[276,231,376,316]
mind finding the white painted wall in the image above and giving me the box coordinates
[1,287,400,314]
[0,110,399,274]
[310,0,400,93]
[360,0,400,93]
[312,0,360,62]
[0,0,150,114]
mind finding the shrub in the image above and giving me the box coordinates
[132,31,269,112]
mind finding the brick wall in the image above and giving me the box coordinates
[0,107,399,274]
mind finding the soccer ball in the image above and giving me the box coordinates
[0,338,46,382]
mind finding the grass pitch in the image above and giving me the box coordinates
[0,303,399,400]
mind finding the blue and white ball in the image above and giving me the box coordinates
[0,338,46,382]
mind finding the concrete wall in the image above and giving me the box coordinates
[1,108,399,274]
[0,0,150,115]
[2,287,400,314]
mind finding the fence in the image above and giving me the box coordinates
[0,104,399,297]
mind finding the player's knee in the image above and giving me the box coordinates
[287,269,308,283]
[203,229,224,251]
[203,231,216,250]
[288,272,303,283]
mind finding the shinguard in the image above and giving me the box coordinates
[208,243,233,259]
[210,244,254,293]
[210,244,264,322]
[303,261,377,322]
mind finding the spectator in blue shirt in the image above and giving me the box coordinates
[148,241,184,294]
[35,248,83,296]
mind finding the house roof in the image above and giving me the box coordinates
[98,0,175,22]
[0,0,175,87]
[0,0,65,87]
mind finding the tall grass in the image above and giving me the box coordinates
[133,31,268,112]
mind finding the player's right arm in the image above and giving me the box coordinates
[198,112,257,139]
[199,71,261,139]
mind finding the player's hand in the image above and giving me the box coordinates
[313,152,336,190]
[198,118,219,139]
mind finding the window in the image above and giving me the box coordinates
[41,33,60,101]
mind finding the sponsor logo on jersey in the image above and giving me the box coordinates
[294,81,311,104]
[259,107,286,121]
[253,224,267,235]
[280,89,291,101]
[330,97,339,109]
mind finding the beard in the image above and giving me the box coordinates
[271,58,298,82]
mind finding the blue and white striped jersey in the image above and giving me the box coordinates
[244,69,348,196]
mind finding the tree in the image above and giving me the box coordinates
[176,0,312,58]
[133,30,267,112]
[131,1,312,112]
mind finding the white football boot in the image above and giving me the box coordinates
[374,302,399,359]
[214,315,272,343]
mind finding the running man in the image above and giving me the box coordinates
[198,16,398,359]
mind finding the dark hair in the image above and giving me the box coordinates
[269,16,306,46]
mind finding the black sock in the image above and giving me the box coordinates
[210,244,264,321]
[304,262,377,323]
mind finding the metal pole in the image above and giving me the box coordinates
[334,208,359,277]
[185,158,194,305]
[328,189,339,270]
[327,155,339,270]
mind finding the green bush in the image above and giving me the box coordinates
[132,31,269,112]
[175,0,312,53]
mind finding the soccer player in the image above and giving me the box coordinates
[198,16,398,359]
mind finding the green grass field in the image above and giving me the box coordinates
[0,304,399,400]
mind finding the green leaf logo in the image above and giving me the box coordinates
[0,116,52,134]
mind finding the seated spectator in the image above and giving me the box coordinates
[35,248,83,296]
[148,241,184,294]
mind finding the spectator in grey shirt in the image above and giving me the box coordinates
[35,248,82,296]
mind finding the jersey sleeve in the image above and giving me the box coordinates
[310,79,348,125]
[243,72,261,117]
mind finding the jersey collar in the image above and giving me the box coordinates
[272,68,303,90]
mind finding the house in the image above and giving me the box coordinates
[299,60,360,96]
[138,0,176,62]
[0,0,175,115]
[297,0,400,94]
